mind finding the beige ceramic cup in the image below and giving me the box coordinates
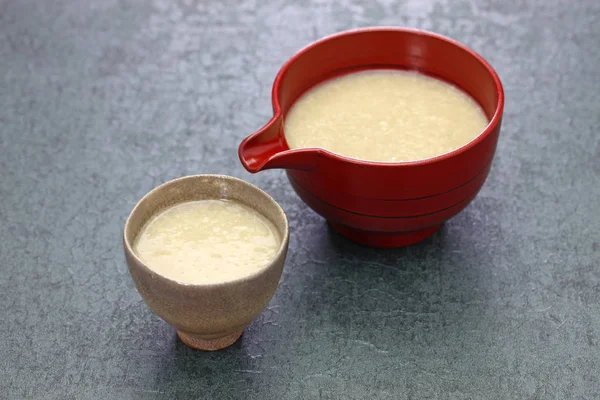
[123,175,289,351]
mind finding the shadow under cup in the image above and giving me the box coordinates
[239,28,505,247]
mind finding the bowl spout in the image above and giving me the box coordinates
[238,115,317,173]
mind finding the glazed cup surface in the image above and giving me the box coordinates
[123,175,289,350]
[239,27,504,247]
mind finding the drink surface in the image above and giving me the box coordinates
[134,200,281,284]
[284,69,489,162]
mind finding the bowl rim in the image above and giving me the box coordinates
[271,26,505,167]
[123,174,290,288]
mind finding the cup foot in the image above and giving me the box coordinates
[177,329,243,351]
[329,222,440,248]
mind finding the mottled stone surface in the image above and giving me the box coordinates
[1,0,599,398]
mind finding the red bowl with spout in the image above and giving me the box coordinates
[238,27,504,247]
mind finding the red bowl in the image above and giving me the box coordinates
[238,27,504,247]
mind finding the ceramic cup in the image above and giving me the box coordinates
[239,27,504,247]
[123,175,289,351]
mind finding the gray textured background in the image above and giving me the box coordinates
[1,0,599,398]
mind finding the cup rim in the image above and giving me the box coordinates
[123,174,289,288]
[271,26,505,167]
